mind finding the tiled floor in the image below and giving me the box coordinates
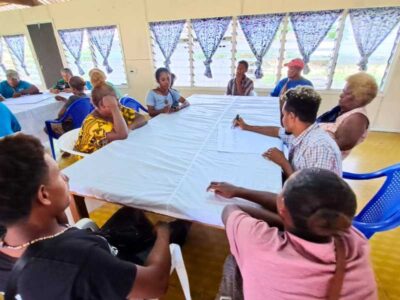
[72,131,400,300]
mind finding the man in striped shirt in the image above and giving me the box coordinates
[226,61,254,96]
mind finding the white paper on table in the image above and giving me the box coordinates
[218,123,279,154]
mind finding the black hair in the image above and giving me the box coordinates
[0,134,49,226]
[238,60,249,71]
[283,168,356,239]
[170,73,176,88]
[69,76,86,92]
[155,67,171,82]
[283,86,321,123]
[61,68,73,75]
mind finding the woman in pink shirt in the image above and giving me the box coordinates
[211,168,377,300]
[317,72,378,159]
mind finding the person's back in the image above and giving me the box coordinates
[0,102,21,137]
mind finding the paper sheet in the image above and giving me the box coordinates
[218,123,279,154]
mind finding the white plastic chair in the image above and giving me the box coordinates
[56,128,89,157]
[74,218,191,300]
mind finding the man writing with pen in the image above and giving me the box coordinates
[233,86,342,179]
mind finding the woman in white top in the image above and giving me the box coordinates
[317,72,378,159]
[146,68,189,117]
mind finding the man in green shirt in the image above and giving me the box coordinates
[50,68,73,94]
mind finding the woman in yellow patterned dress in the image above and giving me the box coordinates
[74,84,147,154]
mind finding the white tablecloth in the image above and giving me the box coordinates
[63,94,283,227]
[4,93,66,143]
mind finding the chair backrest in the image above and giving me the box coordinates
[119,96,148,113]
[57,128,89,157]
[64,97,94,128]
[354,164,400,225]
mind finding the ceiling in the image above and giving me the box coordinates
[0,0,69,11]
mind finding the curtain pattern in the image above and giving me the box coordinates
[59,28,85,75]
[238,14,284,78]
[4,35,29,76]
[87,26,116,74]
[191,17,231,78]
[150,20,185,70]
[0,40,7,73]
[350,7,400,70]
[290,10,342,74]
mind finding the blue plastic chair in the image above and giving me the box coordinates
[119,96,148,113]
[343,163,400,238]
[45,97,94,159]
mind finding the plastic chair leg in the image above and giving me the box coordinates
[170,244,191,300]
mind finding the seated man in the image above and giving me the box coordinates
[0,69,39,99]
[0,134,171,299]
[0,102,21,137]
[270,58,313,97]
[234,86,341,177]
[212,168,377,300]
[226,60,254,96]
[50,67,74,93]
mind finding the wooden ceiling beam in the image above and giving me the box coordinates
[0,0,42,6]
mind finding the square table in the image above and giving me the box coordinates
[3,92,66,143]
[63,94,283,227]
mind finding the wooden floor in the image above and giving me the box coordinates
[84,131,400,300]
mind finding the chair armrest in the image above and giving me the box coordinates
[343,170,386,180]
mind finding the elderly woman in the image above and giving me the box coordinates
[317,72,378,159]
[88,68,122,99]
[0,69,39,99]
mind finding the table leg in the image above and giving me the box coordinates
[70,194,89,222]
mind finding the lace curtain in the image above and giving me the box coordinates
[87,26,116,74]
[4,35,29,76]
[238,14,284,78]
[58,29,85,75]
[191,17,231,78]
[350,7,400,70]
[0,40,6,73]
[150,20,185,70]
[290,10,342,74]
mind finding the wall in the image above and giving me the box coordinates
[0,0,399,131]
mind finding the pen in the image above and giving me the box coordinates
[232,114,240,129]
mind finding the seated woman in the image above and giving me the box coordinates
[0,102,21,138]
[213,168,377,300]
[317,72,378,159]
[0,134,172,299]
[50,68,74,94]
[74,84,147,154]
[0,69,39,98]
[46,76,87,136]
[146,68,189,117]
[88,68,122,99]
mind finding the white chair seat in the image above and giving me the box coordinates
[57,128,89,157]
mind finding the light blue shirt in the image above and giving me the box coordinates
[146,89,180,110]
[0,80,32,99]
[0,102,21,137]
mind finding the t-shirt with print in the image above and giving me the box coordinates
[226,210,377,300]
[146,89,180,110]
[0,80,32,99]
[74,106,136,153]
[0,228,137,300]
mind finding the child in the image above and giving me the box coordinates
[48,76,87,136]
[146,68,189,117]
[74,84,147,154]
[215,168,377,300]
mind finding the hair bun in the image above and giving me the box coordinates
[307,209,352,237]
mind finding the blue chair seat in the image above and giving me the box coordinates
[119,96,148,113]
[45,97,94,159]
[343,163,400,238]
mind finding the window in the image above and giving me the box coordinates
[59,27,127,85]
[0,36,43,87]
[235,20,283,88]
[152,22,191,87]
[150,9,400,91]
